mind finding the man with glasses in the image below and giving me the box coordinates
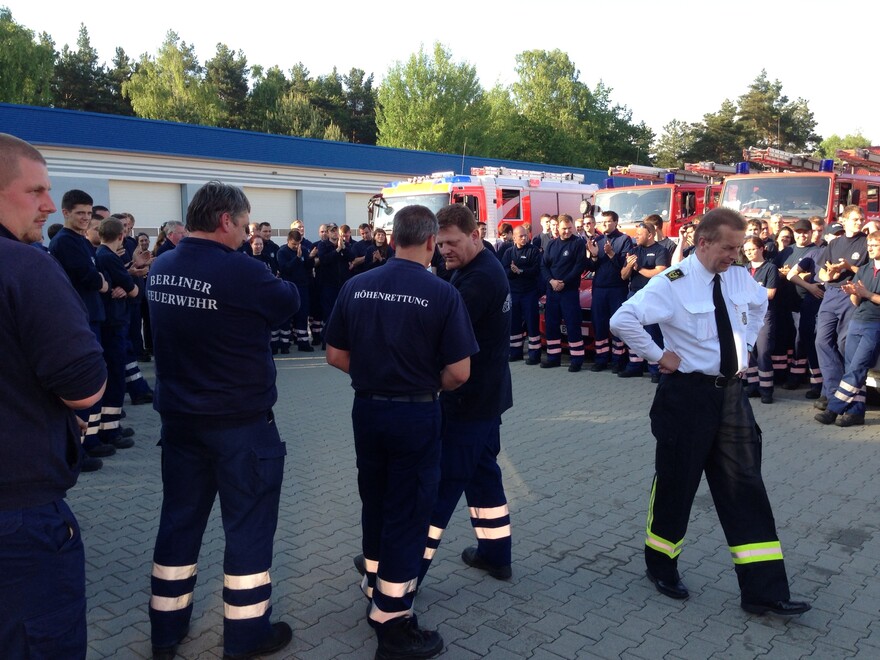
[815,231,880,427]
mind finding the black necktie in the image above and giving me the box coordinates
[712,274,737,377]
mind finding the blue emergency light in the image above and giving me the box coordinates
[736,162,750,174]
[664,173,675,184]
[819,159,834,173]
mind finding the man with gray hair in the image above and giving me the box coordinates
[155,220,185,257]
[147,181,299,659]
[326,204,476,660]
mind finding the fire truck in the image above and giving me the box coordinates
[367,166,598,238]
[592,164,728,237]
[719,147,880,226]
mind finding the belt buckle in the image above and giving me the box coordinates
[713,375,726,388]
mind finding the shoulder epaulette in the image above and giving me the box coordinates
[666,268,685,281]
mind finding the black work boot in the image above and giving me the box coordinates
[375,616,442,660]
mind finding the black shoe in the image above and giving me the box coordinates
[87,443,116,458]
[540,361,560,369]
[761,393,774,404]
[781,379,800,390]
[814,410,837,425]
[646,570,688,599]
[835,413,865,427]
[223,622,292,660]
[311,337,322,346]
[525,357,541,366]
[81,455,103,472]
[590,363,608,372]
[617,369,642,378]
[153,644,179,660]
[131,392,154,405]
[813,395,828,410]
[271,347,279,355]
[121,426,135,438]
[461,546,512,580]
[509,354,523,362]
[568,363,582,373]
[611,363,621,374]
[298,343,315,353]
[280,345,290,354]
[650,374,661,384]
[805,388,821,400]
[111,436,135,449]
[745,387,760,398]
[375,616,443,660]
[741,599,811,616]
[354,553,366,576]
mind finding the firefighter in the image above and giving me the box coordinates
[421,203,514,583]
[502,225,542,364]
[147,181,299,660]
[815,230,880,427]
[540,214,588,371]
[326,204,476,659]
[587,211,633,372]
[742,236,779,403]
[277,228,315,352]
[610,208,810,616]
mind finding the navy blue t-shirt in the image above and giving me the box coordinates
[148,237,300,418]
[443,249,514,421]
[96,245,136,325]
[325,257,477,395]
[629,242,670,293]
[852,262,880,323]
[819,234,868,287]
[542,236,587,290]
[750,260,781,311]
[0,230,106,509]
[277,244,314,287]
[49,227,106,323]
[586,229,632,289]
[501,243,542,294]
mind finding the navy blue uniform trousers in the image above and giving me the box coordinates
[646,374,790,603]
[353,398,441,625]
[150,411,286,656]
[544,289,585,365]
[591,286,627,366]
[509,289,540,360]
[0,500,86,659]
[816,286,857,400]
[419,416,511,582]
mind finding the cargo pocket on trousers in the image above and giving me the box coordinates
[24,599,87,660]
[252,442,287,491]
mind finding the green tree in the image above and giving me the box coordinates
[275,90,330,139]
[342,68,377,144]
[815,132,872,159]
[653,119,698,168]
[123,31,218,125]
[687,100,745,164]
[52,24,117,112]
[309,67,347,133]
[737,70,820,152]
[0,8,55,106]
[107,47,135,115]
[246,65,290,133]
[376,43,488,154]
[205,43,250,129]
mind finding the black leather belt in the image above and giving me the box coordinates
[671,371,742,388]
[355,391,438,403]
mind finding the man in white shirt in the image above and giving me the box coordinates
[610,208,810,617]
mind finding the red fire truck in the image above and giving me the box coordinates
[368,166,597,238]
[592,164,728,237]
[719,147,880,226]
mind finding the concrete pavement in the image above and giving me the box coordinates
[73,352,880,659]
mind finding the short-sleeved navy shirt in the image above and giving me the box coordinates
[0,231,106,509]
[629,243,670,293]
[749,260,781,311]
[852,262,880,323]
[819,234,868,287]
[443,249,514,421]
[148,237,300,418]
[325,257,477,395]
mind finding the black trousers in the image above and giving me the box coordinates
[645,372,791,602]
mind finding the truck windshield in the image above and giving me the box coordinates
[594,188,672,222]
[720,176,831,220]
[373,193,451,232]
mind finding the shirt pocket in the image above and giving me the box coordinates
[682,300,716,341]
[729,292,752,329]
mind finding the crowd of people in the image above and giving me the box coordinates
[3,126,878,659]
